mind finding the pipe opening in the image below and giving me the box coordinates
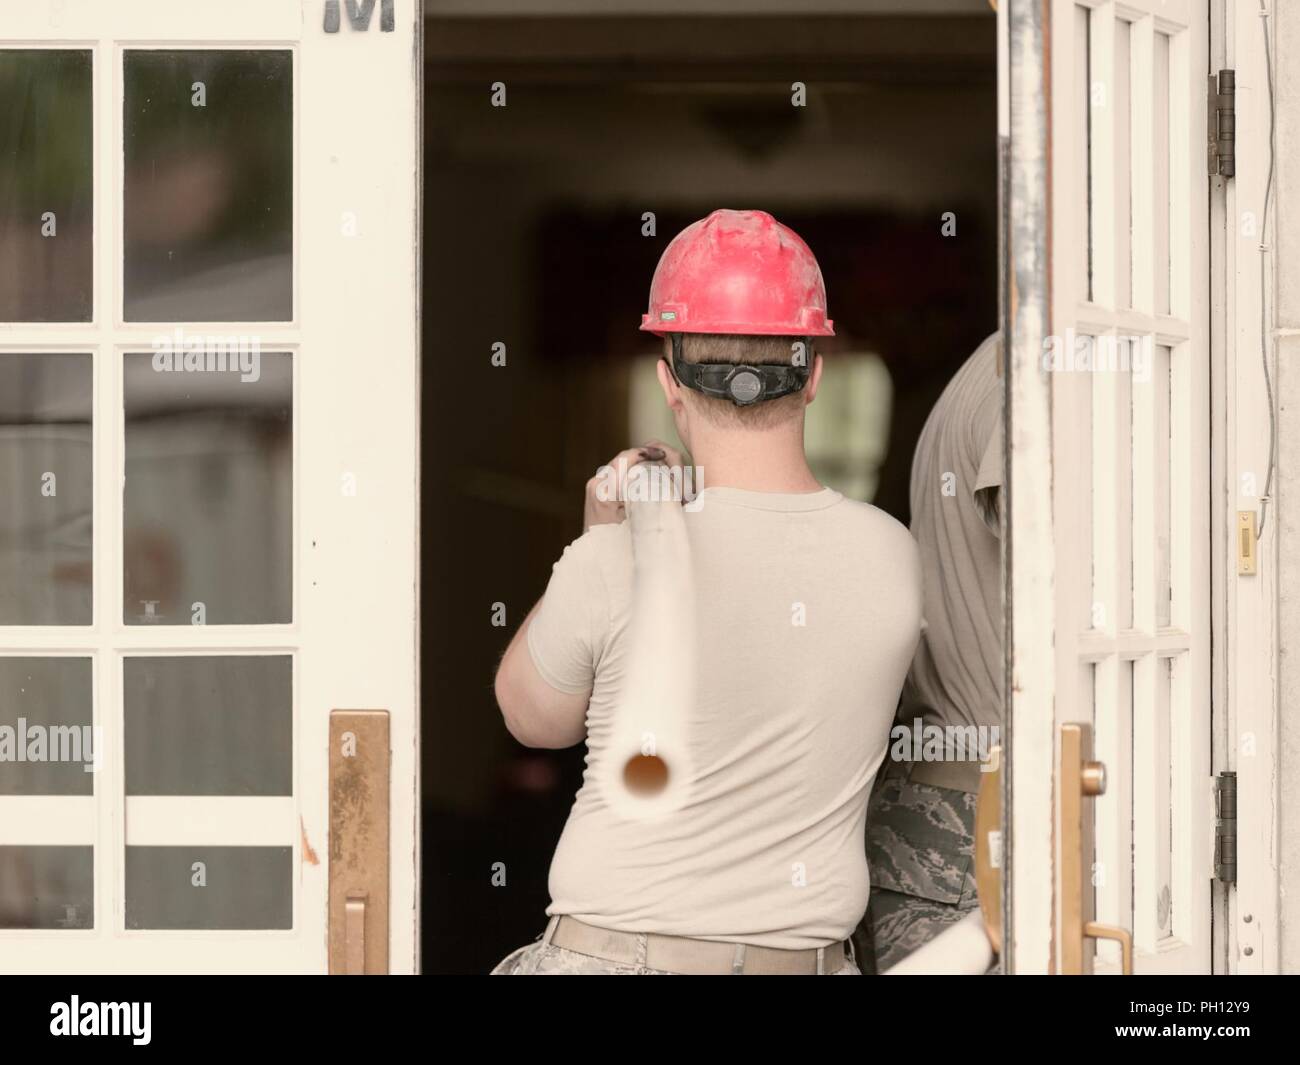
[623,754,669,796]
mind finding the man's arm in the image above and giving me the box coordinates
[494,599,591,749]
[495,441,683,750]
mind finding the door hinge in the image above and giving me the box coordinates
[1214,771,1237,884]
[1208,70,1236,177]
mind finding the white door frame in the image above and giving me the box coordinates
[1003,0,1056,975]
[0,0,421,973]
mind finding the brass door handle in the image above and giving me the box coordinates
[1060,723,1132,974]
[1084,921,1134,975]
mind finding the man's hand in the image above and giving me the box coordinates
[583,441,688,532]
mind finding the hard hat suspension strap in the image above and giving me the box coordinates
[669,333,812,408]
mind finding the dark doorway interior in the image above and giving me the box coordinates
[421,11,997,974]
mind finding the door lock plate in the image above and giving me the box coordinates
[329,709,390,974]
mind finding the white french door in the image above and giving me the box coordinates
[0,0,419,972]
[1007,0,1212,973]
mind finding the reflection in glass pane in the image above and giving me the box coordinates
[124,655,291,796]
[0,657,94,794]
[0,50,93,322]
[0,845,93,928]
[124,50,292,321]
[0,354,93,624]
[123,351,291,625]
[126,846,290,929]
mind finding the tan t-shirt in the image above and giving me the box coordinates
[527,485,922,949]
[903,332,1003,739]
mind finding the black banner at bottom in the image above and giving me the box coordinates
[0,971,1288,1050]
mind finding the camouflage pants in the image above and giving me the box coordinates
[491,938,863,975]
[855,776,982,973]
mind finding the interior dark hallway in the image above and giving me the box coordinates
[419,9,997,973]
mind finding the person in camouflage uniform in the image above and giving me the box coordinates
[855,334,1003,973]
[853,765,981,972]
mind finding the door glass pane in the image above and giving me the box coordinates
[1118,353,1134,630]
[1153,32,1171,316]
[1154,344,1172,627]
[1077,4,1092,302]
[0,353,93,625]
[124,655,291,796]
[123,351,291,625]
[125,845,291,929]
[0,845,94,928]
[123,657,291,929]
[0,657,94,793]
[1157,656,1174,937]
[1114,18,1131,311]
[123,49,292,322]
[0,50,93,322]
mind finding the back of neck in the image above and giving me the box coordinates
[687,419,822,494]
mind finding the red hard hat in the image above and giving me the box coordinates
[640,209,834,337]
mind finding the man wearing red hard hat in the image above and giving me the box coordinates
[492,210,923,975]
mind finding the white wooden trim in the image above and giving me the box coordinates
[1207,0,1232,973]
[1006,0,1057,975]
[1223,0,1281,974]
[0,798,96,845]
[123,798,296,847]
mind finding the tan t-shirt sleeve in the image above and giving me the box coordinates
[525,528,614,695]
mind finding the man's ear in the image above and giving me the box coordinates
[803,353,825,406]
[656,356,685,413]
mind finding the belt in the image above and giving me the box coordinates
[545,915,849,975]
[884,758,986,794]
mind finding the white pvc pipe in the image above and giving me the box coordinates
[597,462,697,821]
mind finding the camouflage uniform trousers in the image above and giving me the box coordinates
[854,775,987,973]
[491,936,863,975]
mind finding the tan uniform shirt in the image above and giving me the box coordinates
[528,485,922,949]
[902,332,1004,743]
